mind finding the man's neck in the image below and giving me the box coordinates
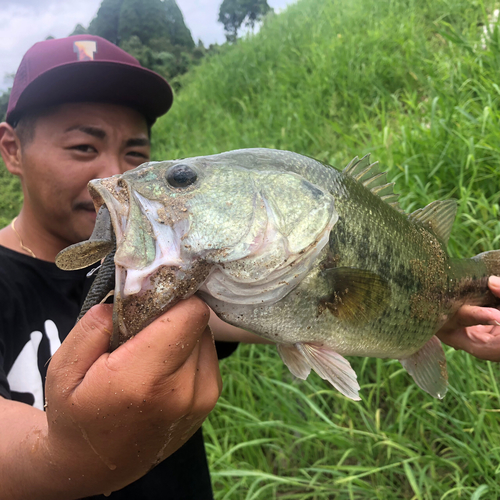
[0,211,67,262]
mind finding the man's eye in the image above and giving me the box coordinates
[127,151,149,159]
[71,145,97,153]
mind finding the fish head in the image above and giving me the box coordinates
[82,151,339,345]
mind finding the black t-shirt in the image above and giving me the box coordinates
[0,245,237,499]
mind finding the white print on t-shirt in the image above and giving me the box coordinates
[7,320,61,410]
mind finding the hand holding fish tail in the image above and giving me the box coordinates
[437,276,500,362]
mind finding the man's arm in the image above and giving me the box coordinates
[437,276,500,361]
[0,297,221,499]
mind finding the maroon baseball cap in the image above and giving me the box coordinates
[6,35,173,126]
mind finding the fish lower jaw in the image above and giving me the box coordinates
[121,265,178,297]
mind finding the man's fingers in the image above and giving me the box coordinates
[107,296,211,376]
[155,325,221,419]
[194,326,222,411]
[448,305,500,329]
[47,304,113,388]
[489,275,500,297]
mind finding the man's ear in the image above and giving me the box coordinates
[0,122,23,178]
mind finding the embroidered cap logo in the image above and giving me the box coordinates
[73,41,97,61]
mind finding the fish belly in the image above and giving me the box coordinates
[204,255,438,360]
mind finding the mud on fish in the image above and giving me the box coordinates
[56,149,500,401]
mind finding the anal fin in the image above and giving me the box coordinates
[298,343,361,400]
[399,336,448,399]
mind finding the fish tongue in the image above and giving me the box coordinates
[399,336,448,399]
[277,342,361,400]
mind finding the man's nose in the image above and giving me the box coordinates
[98,155,124,178]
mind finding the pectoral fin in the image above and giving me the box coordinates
[321,267,391,324]
[399,336,448,399]
[277,343,311,379]
[278,342,361,400]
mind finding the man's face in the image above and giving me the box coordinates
[19,102,150,247]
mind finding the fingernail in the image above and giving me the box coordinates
[489,276,500,287]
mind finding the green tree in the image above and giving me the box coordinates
[75,0,199,80]
[119,36,155,68]
[118,0,168,46]
[0,90,10,122]
[70,24,88,36]
[88,0,123,44]
[163,0,195,49]
[218,0,272,42]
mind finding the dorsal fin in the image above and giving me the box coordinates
[408,199,457,245]
[343,155,402,212]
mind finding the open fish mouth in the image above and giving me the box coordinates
[89,179,191,296]
[86,177,208,348]
[55,177,199,348]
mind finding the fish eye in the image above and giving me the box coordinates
[166,164,198,188]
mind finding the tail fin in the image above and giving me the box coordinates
[469,250,500,307]
[473,249,500,276]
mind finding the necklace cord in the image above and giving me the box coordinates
[10,217,37,258]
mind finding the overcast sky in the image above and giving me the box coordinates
[0,0,296,92]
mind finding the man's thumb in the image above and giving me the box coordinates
[47,304,113,391]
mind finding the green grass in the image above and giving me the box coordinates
[0,164,22,228]
[1,0,500,497]
[206,344,500,499]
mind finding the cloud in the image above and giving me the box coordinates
[1,0,55,9]
[0,0,101,89]
[178,0,226,46]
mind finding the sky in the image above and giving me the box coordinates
[0,0,296,92]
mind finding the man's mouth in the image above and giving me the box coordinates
[74,201,97,220]
[75,201,96,212]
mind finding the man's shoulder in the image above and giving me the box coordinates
[0,245,90,320]
[0,244,87,283]
[0,246,43,293]
[0,246,22,294]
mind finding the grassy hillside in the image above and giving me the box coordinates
[152,0,500,498]
[1,0,499,497]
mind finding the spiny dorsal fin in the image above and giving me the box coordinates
[409,199,457,245]
[343,154,377,180]
[343,155,402,212]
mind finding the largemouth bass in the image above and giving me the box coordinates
[56,149,500,401]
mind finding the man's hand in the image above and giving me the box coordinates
[437,276,500,362]
[1,296,222,499]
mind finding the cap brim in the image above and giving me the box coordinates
[8,62,173,125]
